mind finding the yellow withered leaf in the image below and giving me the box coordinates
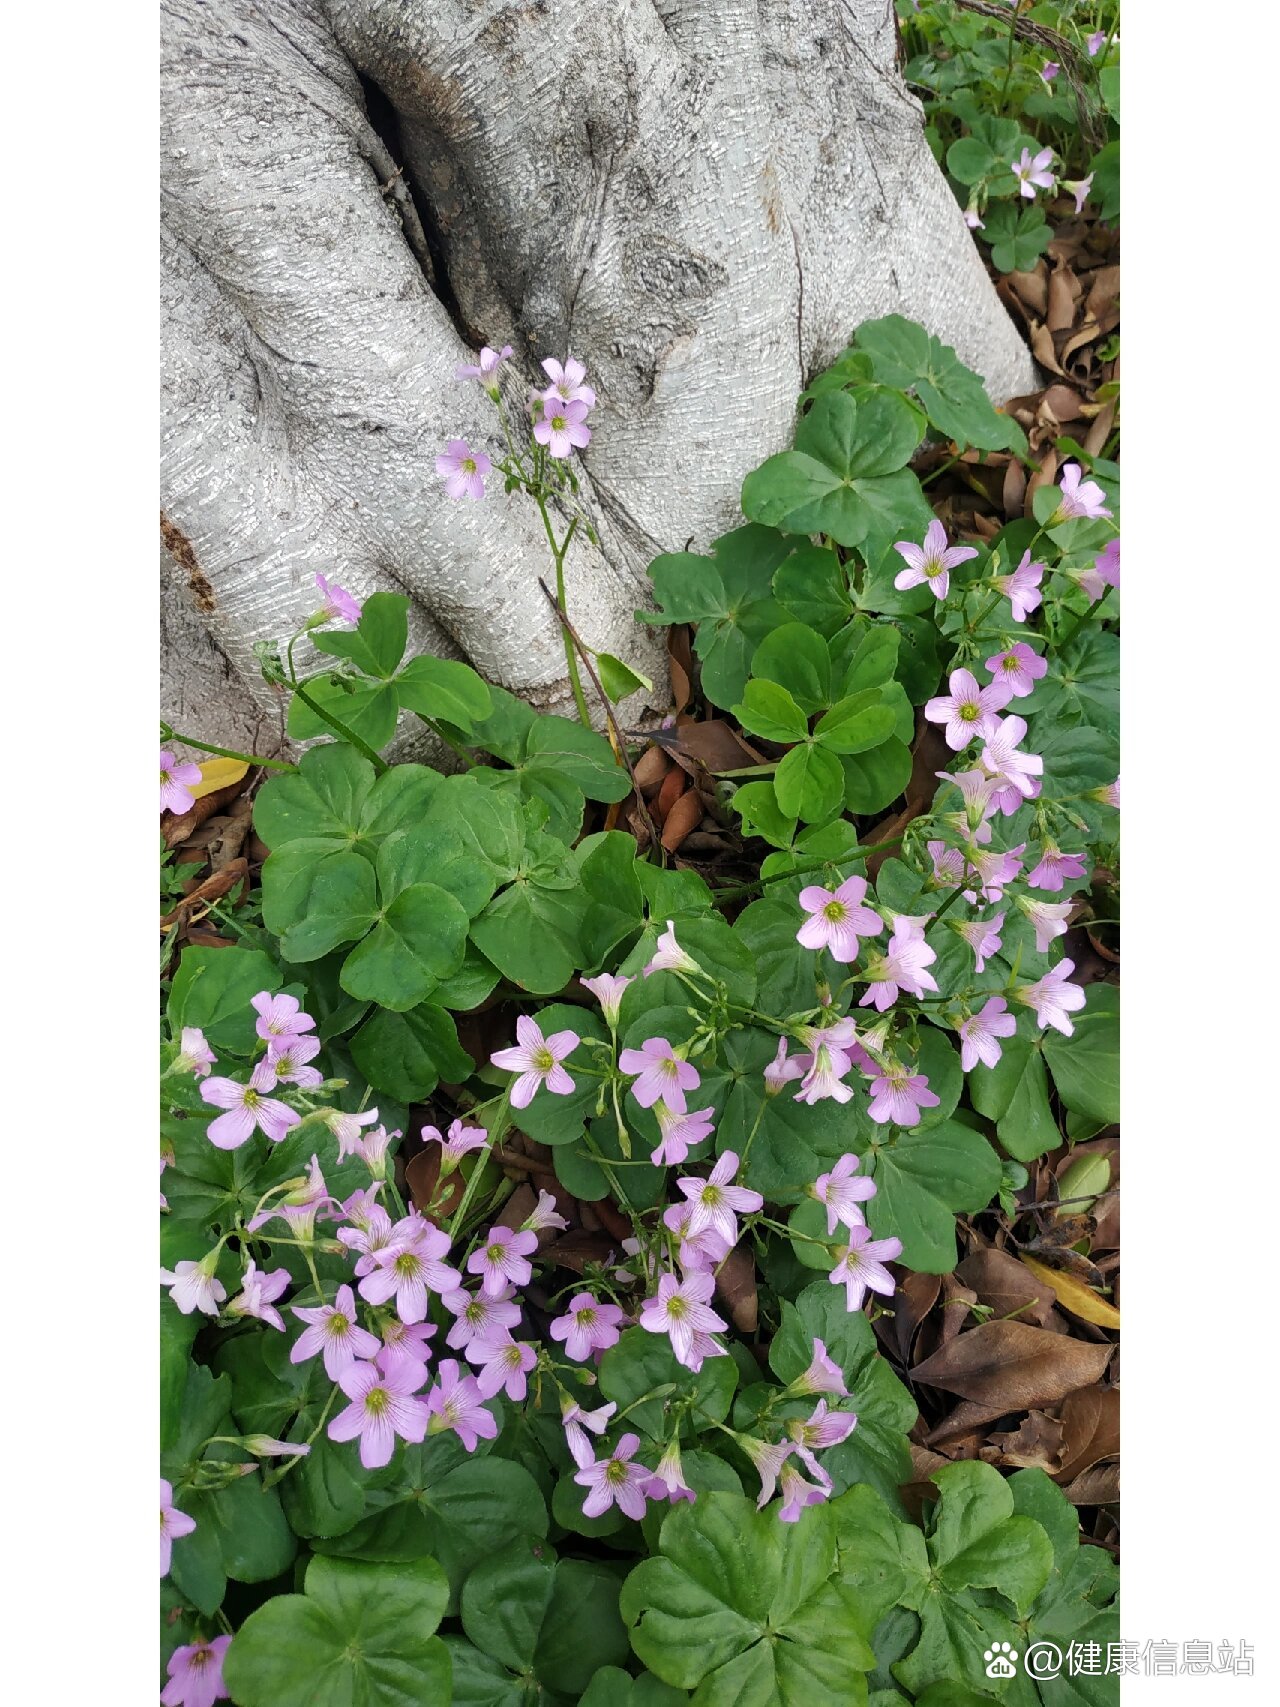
[1018,1254,1121,1330]
[190,757,249,801]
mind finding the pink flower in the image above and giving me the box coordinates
[574,1432,649,1520]
[421,1118,489,1169]
[323,1104,382,1162]
[829,1225,903,1310]
[467,1336,538,1401]
[1013,146,1056,198]
[796,875,883,960]
[425,1358,499,1451]
[938,767,1001,832]
[160,749,202,816]
[467,1225,539,1296]
[792,1044,855,1107]
[958,997,1018,1072]
[456,344,513,393]
[1079,533,1120,599]
[160,1153,170,1211]
[650,1102,716,1168]
[619,1036,701,1114]
[314,573,362,625]
[950,911,1005,974]
[540,356,596,409]
[813,1153,877,1237]
[360,1215,461,1322]
[329,1351,431,1469]
[175,1027,216,1077]
[1061,173,1094,215]
[980,714,1043,802]
[561,1397,617,1468]
[338,1203,398,1270]
[964,207,985,231]
[1019,896,1074,953]
[378,1317,438,1378]
[859,917,939,1012]
[525,1189,570,1233]
[764,1038,806,1096]
[1054,462,1112,521]
[786,1399,857,1475]
[985,643,1047,699]
[227,1261,291,1332]
[1087,30,1107,56]
[436,438,491,499]
[639,1270,727,1371]
[160,1478,196,1577]
[925,667,1012,750]
[291,1283,380,1378]
[349,1122,397,1178]
[777,1460,832,1523]
[443,1283,521,1350]
[677,1149,763,1245]
[534,397,591,459]
[246,1153,333,1242]
[642,1439,697,1506]
[788,1339,847,1398]
[160,1258,226,1318]
[1015,959,1088,1036]
[550,1292,628,1361]
[1027,846,1087,899]
[893,518,978,601]
[661,1199,733,1274]
[644,920,699,977]
[266,1032,323,1089]
[963,844,1025,904]
[242,1435,310,1459]
[992,551,1045,622]
[251,991,315,1045]
[491,1015,580,1108]
[739,1436,794,1508]
[161,1636,231,1707]
[866,1062,940,1127]
[927,840,966,888]
[581,972,633,1026]
[1040,60,1060,83]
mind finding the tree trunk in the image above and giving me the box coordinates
[161,0,1034,747]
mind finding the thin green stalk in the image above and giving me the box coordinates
[290,681,389,774]
[1057,589,1111,653]
[534,494,592,726]
[710,835,905,904]
[159,725,295,771]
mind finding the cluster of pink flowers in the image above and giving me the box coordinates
[439,347,598,500]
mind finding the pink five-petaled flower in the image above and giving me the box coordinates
[777,1460,832,1523]
[525,1189,570,1233]
[1027,843,1088,892]
[574,1432,649,1520]
[813,1153,877,1237]
[266,1032,324,1089]
[1015,959,1087,1036]
[421,1118,489,1169]
[866,1061,940,1127]
[739,1435,794,1508]
[456,344,513,392]
[1054,462,1113,521]
[830,1224,903,1311]
[985,643,1048,699]
[958,997,1019,1072]
[329,1350,430,1469]
[1079,533,1120,600]
[380,1317,437,1374]
[534,397,591,459]
[360,1215,461,1322]
[964,843,1025,904]
[314,573,362,626]
[291,1283,380,1379]
[651,1102,715,1168]
[1019,896,1074,953]
[640,1270,728,1371]
[251,991,316,1045]
[1062,173,1094,215]
[443,1283,521,1350]
[643,1439,697,1506]
[619,1036,701,1114]
[925,667,1012,751]
[992,551,1045,622]
[677,1150,763,1245]
[1013,145,1056,198]
[561,1397,617,1468]
[160,1478,196,1577]
[160,749,202,816]
[786,1399,858,1481]
[468,1225,539,1297]
[436,438,491,499]
[1087,29,1107,56]
[796,875,883,961]
[581,972,633,1027]
[467,1336,538,1401]
[540,356,597,408]
[161,1636,232,1707]
[789,1339,847,1398]
[950,911,1005,974]
[793,1043,855,1107]
[661,1200,733,1275]
[979,714,1044,803]
[425,1358,499,1452]
[227,1261,291,1332]
[765,1038,806,1096]
[859,917,939,1012]
[322,1104,382,1162]
[160,1256,227,1318]
[644,919,700,977]
[1040,60,1060,83]
[550,1292,628,1361]
[893,518,978,601]
[175,1027,216,1077]
[350,1123,397,1179]
[491,1014,580,1108]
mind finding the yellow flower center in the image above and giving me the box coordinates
[365,1386,390,1415]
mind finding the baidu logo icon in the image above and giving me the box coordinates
[984,1642,1019,1679]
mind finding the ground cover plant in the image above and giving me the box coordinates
[159,7,1119,1704]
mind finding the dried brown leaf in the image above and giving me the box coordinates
[912,1320,1112,1409]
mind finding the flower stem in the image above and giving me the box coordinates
[1056,589,1111,653]
[534,494,593,726]
[159,725,295,771]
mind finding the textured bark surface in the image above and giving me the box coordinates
[160,0,1034,740]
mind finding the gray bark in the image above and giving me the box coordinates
[161,0,1034,741]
